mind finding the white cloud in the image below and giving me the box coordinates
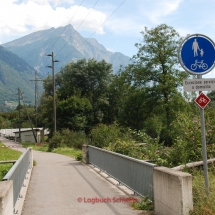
[106,47,114,52]
[0,0,106,43]
[18,0,75,7]
[143,0,184,24]
[74,6,106,34]
[106,17,145,36]
[102,0,184,37]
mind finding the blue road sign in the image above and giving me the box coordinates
[178,34,215,75]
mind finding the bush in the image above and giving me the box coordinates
[89,123,132,148]
[104,140,142,158]
[48,129,87,151]
[132,196,154,211]
[102,129,168,163]
[167,110,215,167]
[76,152,83,161]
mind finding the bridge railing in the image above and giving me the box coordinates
[88,145,156,200]
[2,148,33,208]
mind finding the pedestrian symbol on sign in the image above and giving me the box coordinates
[192,39,200,57]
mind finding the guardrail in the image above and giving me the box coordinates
[88,145,156,200]
[2,148,32,208]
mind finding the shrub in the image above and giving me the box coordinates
[132,196,154,211]
[48,129,87,151]
[89,123,132,148]
[76,152,83,161]
[167,109,215,167]
[104,140,142,158]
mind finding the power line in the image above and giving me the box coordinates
[46,0,85,55]
[62,0,126,60]
[21,0,85,65]
[55,0,100,57]
[88,0,126,38]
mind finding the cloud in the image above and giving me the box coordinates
[143,0,184,24]
[106,17,145,36]
[16,0,75,7]
[102,0,184,37]
[0,0,106,42]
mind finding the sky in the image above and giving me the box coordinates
[0,0,215,78]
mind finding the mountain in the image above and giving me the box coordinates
[0,46,37,110]
[2,25,131,77]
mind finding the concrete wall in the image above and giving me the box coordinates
[154,166,193,215]
[82,144,89,164]
[0,180,13,215]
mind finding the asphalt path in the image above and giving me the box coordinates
[1,138,144,215]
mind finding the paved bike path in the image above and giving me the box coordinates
[1,138,144,215]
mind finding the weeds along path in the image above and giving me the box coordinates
[1,138,143,215]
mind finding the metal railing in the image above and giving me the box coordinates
[3,148,31,207]
[88,145,156,200]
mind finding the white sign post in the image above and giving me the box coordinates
[178,34,215,196]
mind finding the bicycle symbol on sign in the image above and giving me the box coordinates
[191,60,208,70]
[198,97,207,103]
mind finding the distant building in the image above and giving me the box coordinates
[5,101,18,109]
[0,128,49,143]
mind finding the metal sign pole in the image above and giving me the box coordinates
[197,74,209,196]
[178,34,215,197]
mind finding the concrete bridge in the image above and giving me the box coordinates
[0,138,144,215]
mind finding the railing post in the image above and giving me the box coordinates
[82,144,89,164]
[28,147,33,169]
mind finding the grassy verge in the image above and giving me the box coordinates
[21,142,82,160]
[52,147,82,159]
[22,143,49,152]
[189,165,215,215]
[0,142,22,180]
[132,196,154,214]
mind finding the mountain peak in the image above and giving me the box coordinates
[2,25,130,75]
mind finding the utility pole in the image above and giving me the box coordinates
[46,52,59,134]
[18,88,21,143]
[30,71,43,128]
[19,88,37,143]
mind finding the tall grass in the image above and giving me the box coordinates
[190,165,215,215]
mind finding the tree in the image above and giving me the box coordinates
[56,96,92,132]
[128,24,190,144]
[37,93,53,130]
[55,58,113,126]
[38,58,114,134]
[105,68,134,124]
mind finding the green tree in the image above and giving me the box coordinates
[106,68,134,124]
[38,58,114,134]
[207,91,215,109]
[207,91,215,101]
[55,58,113,126]
[127,24,190,144]
[57,95,92,131]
